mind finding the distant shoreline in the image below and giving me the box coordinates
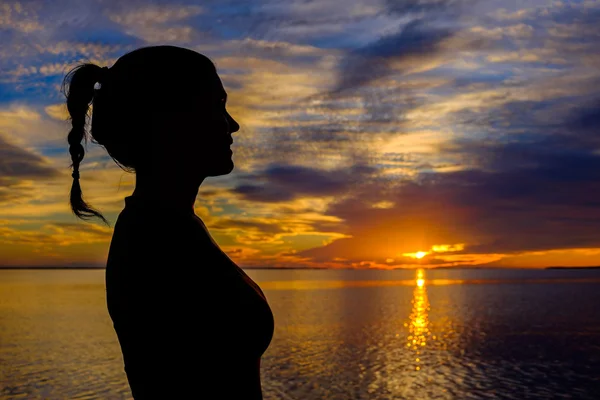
[2,266,600,270]
[0,266,327,270]
[0,266,320,270]
[0,266,107,270]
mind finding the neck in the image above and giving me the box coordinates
[132,170,205,214]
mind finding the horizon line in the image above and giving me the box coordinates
[2,266,600,270]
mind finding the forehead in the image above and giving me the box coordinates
[191,73,226,100]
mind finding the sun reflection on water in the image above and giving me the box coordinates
[405,268,430,371]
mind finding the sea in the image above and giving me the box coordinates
[1,268,600,399]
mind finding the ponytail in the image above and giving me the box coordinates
[61,63,110,226]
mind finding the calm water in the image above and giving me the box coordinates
[2,268,600,399]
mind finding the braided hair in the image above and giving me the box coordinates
[61,63,110,226]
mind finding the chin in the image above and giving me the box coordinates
[207,160,234,177]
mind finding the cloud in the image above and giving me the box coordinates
[470,24,534,40]
[218,37,336,67]
[1,221,112,246]
[0,2,43,33]
[566,99,600,137]
[106,4,205,44]
[232,163,377,203]
[37,41,123,57]
[383,0,473,16]
[0,134,61,180]
[107,4,204,25]
[211,217,287,234]
[326,0,483,94]
[490,8,532,21]
[0,134,62,203]
[485,48,566,64]
[0,104,74,155]
[333,19,455,93]
[44,103,69,120]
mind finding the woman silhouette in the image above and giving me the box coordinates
[62,45,275,399]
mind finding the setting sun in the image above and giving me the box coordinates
[402,251,429,259]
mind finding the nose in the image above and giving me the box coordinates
[228,113,240,134]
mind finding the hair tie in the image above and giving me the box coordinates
[94,66,109,90]
[72,170,80,180]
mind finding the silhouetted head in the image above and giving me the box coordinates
[62,45,239,224]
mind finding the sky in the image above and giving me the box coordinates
[2,0,600,269]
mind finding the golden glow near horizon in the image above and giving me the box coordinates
[431,243,465,253]
[403,244,466,261]
[404,251,428,259]
[405,268,430,371]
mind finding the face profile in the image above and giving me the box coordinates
[150,70,240,182]
[185,73,240,178]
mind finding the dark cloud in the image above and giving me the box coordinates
[383,0,468,16]
[333,19,455,93]
[0,135,61,202]
[211,217,286,233]
[328,0,480,94]
[232,163,377,203]
[0,135,60,179]
[233,184,293,203]
[566,99,600,139]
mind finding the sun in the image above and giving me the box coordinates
[402,251,429,259]
[415,251,427,259]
